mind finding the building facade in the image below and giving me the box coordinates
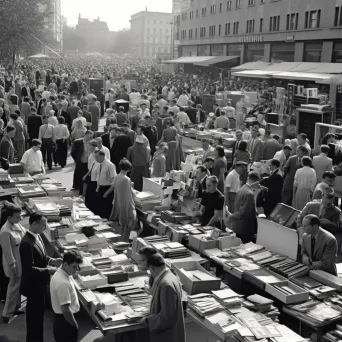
[130,11,173,57]
[176,0,342,64]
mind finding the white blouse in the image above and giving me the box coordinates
[294,166,317,191]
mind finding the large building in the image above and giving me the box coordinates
[176,0,342,64]
[130,10,173,57]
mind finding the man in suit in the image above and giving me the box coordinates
[262,132,282,160]
[213,103,221,117]
[66,100,80,125]
[313,171,336,200]
[111,127,133,172]
[301,214,337,275]
[281,145,308,205]
[195,104,206,123]
[82,105,92,128]
[248,128,263,163]
[27,107,42,145]
[226,172,260,243]
[195,165,208,199]
[0,126,15,163]
[185,101,197,123]
[260,159,284,216]
[20,213,62,342]
[71,130,94,193]
[140,253,185,342]
[88,97,100,132]
[313,145,333,183]
[144,116,158,156]
[298,189,341,235]
[231,130,243,162]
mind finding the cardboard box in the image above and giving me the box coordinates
[244,268,287,290]
[172,260,220,295]
[265,280,309,304]
[78,272,108,289]
[188,235,218,253]
[309,270,342,291]
[158,221,169,235]
[218,235,241,250]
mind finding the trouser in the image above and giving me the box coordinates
[85,181,97,213]
[2,270,21,318]
[14,140,25,161]
[0,247,9,301]
[41,138,53,168]
[26,289,45,342]
[73,162,88,193]
[97,185,113,219]
[105,101,110,110]
[55,139,68,167]
[53,314,78,342]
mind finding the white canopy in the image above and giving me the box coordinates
[28,54,50,59]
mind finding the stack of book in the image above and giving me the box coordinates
[290,276,322,289]
[309,286,336,300]
[17,185,46,199]
[268,284,304,296]
[245,295,274,313]
[232,243,265,257]
[225,258,261,274]
[134,191,161,211]
[269,259,309,278]
[322,324,342,342]
[161,210,192,224]
[188,293,224,317]
[158,242,191,259]
[40,182,67,195]
[10,174,34,184]
[45,221,76,240]
[56,204,72,217]
[29,201,60,221]
[212,288,244,310]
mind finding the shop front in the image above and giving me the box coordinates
[303,42,322,62]
[244,43,265,62]
[210,44,225,56]
[198,45,210,56]
[182,46,198,57]
[271,42,295,62]
[332,41,342,63]
[227,44,242,57]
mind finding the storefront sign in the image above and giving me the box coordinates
[287,84,296,115]
[239,36,264,43]
[285,35,295,42]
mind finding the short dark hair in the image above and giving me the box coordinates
[197,165,208,174]
[85,130,94,136]
[321,145,330,154]
[301,156,312,167]
[4,203,21,218]
[42,115,48,120]
[304,214,320,227]
[63,250,83,265]
[283,145,292,152]
[119,158,132,171]
[139,246,157,257]
[297,145,308,154]
[32,139,42,146]
[323,171,336,179]
[58,117,65,124]
[147,253,165,267]
[97,150,105,156]
[9,113,18,120]
[204,157,214,163]
[298,133,307,140]
[29,212,45,225]
[248,172,261,182]
[6,126,15,133]
[216,145,225,157]
[270,159,280,168]
[273,134,280,141]
[238,140,248,151]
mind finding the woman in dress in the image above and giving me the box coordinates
[212,145,227,194]
[292,156,317,210]
[105,159,137,242]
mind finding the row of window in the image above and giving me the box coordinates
[147,28,169,34]
[179,9,323,39]
[146,37,170,44]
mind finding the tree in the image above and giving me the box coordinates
[0,0,51,65]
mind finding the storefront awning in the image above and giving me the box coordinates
[272,71,332,84]
[163,56,212,64]
[232,61,270,71]
[193,56,239,66]
[231,70,273,78]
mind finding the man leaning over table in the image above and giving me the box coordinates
[301,214,338,275]
[20,138,46,176]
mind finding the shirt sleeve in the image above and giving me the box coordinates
[21,151,28,164]
[215,195,224,210]
[56,283,72,306]
[225,174,233,188]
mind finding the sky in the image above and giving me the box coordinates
[62,0,173,31]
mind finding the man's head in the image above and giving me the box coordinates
[203,157,214,170]
[322,171,336,187]
[247,171,261,189]
[138,246,157,271]
[297,133,307,146]
[322,188,335,208]
[270,159,280,172]
[29,213,47,234]
[220,110,226,117]
[235,162,248,176]
[96,149,105,163]
[283,145,292,158]
[195,165,208,181]
[321,144,330,155]
[201,139,210,151]
[5,125,15,138]
[147,253,166,279]
[84,130,94,142]
[251,128,258,139]
[42,115,49,124]
[5,204,22,224]
[61,250,83,276]
[302,214,320,236]
[235,130,243,141]
[95,136,103,148]
[32,139,42,152]
[296,145,308,158]
[206,176,218,193]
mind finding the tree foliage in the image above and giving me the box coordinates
[0,0,51,65]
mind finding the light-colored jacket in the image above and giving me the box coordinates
[313,153,333,183]
[0,221,26,277]
[147,269,186,342]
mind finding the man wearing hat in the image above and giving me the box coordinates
[225,162,248,213]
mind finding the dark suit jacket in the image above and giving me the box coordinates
[301,228,337,275]
[61,110,72,131]
[185,107,197,124]
[19,232,51,297]
[0,136,14,163]
[260,169,284,216]
[71,138,84,164]
[67,105,80,123]
[228,184,257,241]
[27,114,42,140]
[101,133,110,149]
[282,155,301,205]
[112,135,132,167]
[248,138,263,163]
[144,126,158,154]
[263,139,282,160]
[82,110,92,123]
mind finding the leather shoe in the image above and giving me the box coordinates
[2,316,10,323]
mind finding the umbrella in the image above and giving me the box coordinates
[28,54,50,59]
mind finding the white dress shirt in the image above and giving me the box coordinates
[94,159,116,186]
[21,148,45,174]
[54,124,70,140]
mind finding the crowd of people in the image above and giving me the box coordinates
[0,54,340,342]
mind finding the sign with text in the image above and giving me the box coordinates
[239,36,264,43]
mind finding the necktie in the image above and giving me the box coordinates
[311,236,315,258]
[37,235,45,255]
[97,163,103,188]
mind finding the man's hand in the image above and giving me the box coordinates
[302,254,311,266]
[103,193,108,198]
[50,258,63,267]
[82,175,87,181]
[310,262,320,270]
[138,317,148,326]
[48,267,57,275]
